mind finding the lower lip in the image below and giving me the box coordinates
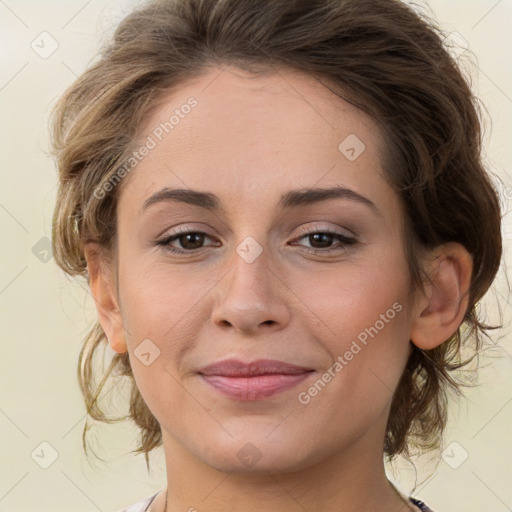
[200,373,313,401]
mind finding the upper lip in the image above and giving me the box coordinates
[198,358,314,377]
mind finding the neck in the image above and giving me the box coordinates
[159,419,410,512]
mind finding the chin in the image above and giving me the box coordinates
[192,431,314,475]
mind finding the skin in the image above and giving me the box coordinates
[85,65,473,512]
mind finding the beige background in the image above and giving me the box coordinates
[1,1,511,511]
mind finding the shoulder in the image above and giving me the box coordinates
[393,483,436,512]
[409,496,436,512]
[117,491,160,512]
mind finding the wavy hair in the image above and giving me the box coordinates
[50,0,502,470]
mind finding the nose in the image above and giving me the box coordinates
[210,241,291,335]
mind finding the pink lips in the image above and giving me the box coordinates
[198,359,314,401]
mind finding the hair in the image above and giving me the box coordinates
[50,0,502,470]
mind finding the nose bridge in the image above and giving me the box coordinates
[210,233,290,332]
[229,234,275,304]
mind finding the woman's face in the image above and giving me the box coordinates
[108,66,420,472]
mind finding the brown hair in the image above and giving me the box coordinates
[50,0,502,469]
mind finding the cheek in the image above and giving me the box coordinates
[116,257,230,420]
[291,252,412,407]
[293,250,409,343]
[118,258,215,344]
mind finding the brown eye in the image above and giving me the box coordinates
[292,230,357,253]
[307,233,335,249]
[176,232,206,250]
[156,231,218,254]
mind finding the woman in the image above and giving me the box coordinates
[50,0,503,510]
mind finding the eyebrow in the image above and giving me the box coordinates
[142,186,380,215]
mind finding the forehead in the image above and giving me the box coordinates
[120,65,395,216]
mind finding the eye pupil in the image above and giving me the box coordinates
[180,233,204,249]
[310,233,333,248]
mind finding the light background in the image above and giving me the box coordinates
[0,1,511,511]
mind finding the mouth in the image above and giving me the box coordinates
[198,358,315,401]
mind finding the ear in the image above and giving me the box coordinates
[410,242,473,350]
[83,243,127,354]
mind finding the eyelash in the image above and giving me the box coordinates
[155,227,358,256]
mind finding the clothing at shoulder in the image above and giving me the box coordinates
[410,496,436,512]
[118,491,435,512]
[118,491,159,512]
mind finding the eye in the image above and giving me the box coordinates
[156,230,219,254]
[290,228,358,254]
[155,226,358,256]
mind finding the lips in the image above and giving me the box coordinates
[199,358,314,377]
[198,358,315,400]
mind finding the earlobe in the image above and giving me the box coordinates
[83,243,128,354]
[410,243,473,350]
